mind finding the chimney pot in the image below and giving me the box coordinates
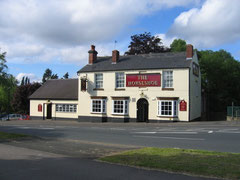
[88,45,98,65]
[186,44,193,60]
[112,50,119,64]
[91,45,95,51]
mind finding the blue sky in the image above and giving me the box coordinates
[0,0,239,82]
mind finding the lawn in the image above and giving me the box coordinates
[0,131,30,140]
[99,147,240,180]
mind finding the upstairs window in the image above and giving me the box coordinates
[116,72,125,88]
[163,71,173,88]
[95,73,103,89]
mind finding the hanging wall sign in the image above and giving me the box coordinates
[180,100,187,111]
[126,73,161,87]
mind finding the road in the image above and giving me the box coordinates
[0,120,240,180]
[1,120,240,153]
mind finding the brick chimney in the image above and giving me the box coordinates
[186,44,193,60]
[112,50,119,64]
[88,45,98,65]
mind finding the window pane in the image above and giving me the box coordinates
[116,72,124,88]
[163,71,173,88]
[95,74,103,88]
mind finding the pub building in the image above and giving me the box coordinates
[29,44,201,122]
[77,44,201,122]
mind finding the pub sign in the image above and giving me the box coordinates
[126,73,161,87]
[180,100,187,111]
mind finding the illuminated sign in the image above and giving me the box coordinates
[126,73,161,87]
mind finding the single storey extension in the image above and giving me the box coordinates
[29,78,78,120]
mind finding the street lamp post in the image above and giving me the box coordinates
[7,87,10,121]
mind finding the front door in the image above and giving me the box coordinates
[47,103,52,119]
[137,98,149,122]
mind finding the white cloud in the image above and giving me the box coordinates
[0,0,198,46]
[156,34,177,47]
[0,0,201,65]
[167,0,240,48]
[16,73,41,83]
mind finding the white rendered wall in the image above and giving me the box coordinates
[78,68,190,122]
[30,100,78,119]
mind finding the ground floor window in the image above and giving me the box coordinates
[158,100,177,117]
[91,99,106,113]
[56,104,77,113]
[112,100,128,115]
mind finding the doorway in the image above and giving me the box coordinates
[137,98,149,122]
[47,103,52,119]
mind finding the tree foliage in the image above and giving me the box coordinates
[0,51,17,114]
[11,82,41,114]
[125,32,168,55]
[63,72,69,79]
[21,76,30,86]
[42,68,58,83]
[198,49,240,112]
[170,39,187,52]
[0,50,7,76]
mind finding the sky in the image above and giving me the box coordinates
[0,0,240,82]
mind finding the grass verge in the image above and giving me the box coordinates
[99,147,240,179]
[0,131,30,140]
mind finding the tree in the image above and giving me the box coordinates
[21,76,30,85]
[42,68,58,83]
[125,32,167,55]
[11,82,41,114]
[170,39,186,52]
[63,72,69,79]
[0,50,7,76]
[0,50,17,114]
[0,74,17,114]
[198,49,240,112]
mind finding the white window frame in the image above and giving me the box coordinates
[163,71,173,88]
[112,100,129,115]
[56,104,77,113]
[158,100,177,117]
[95,73,103,89]
[115,72,125,88]
[91,99,106,113]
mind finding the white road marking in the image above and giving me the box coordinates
[15,126,55,130]
[133,131,197,134]
[110,128,125,131]
[38,128,55,130]
[133,135,204,141]
[134,132,157,134]
[156,132,198,134]
[17,127,31,129]
[208,131,213,133]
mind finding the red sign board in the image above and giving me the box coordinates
[180,100,187,111]
[126,73,161,87]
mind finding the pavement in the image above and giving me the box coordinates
[1,120,239,179]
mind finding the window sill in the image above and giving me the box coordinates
[162,88,174,91]
[91,112,106,114]
[111,113,128,116]
[115,88,125,91]
[93,88,104,91]
[157,116,178,118]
